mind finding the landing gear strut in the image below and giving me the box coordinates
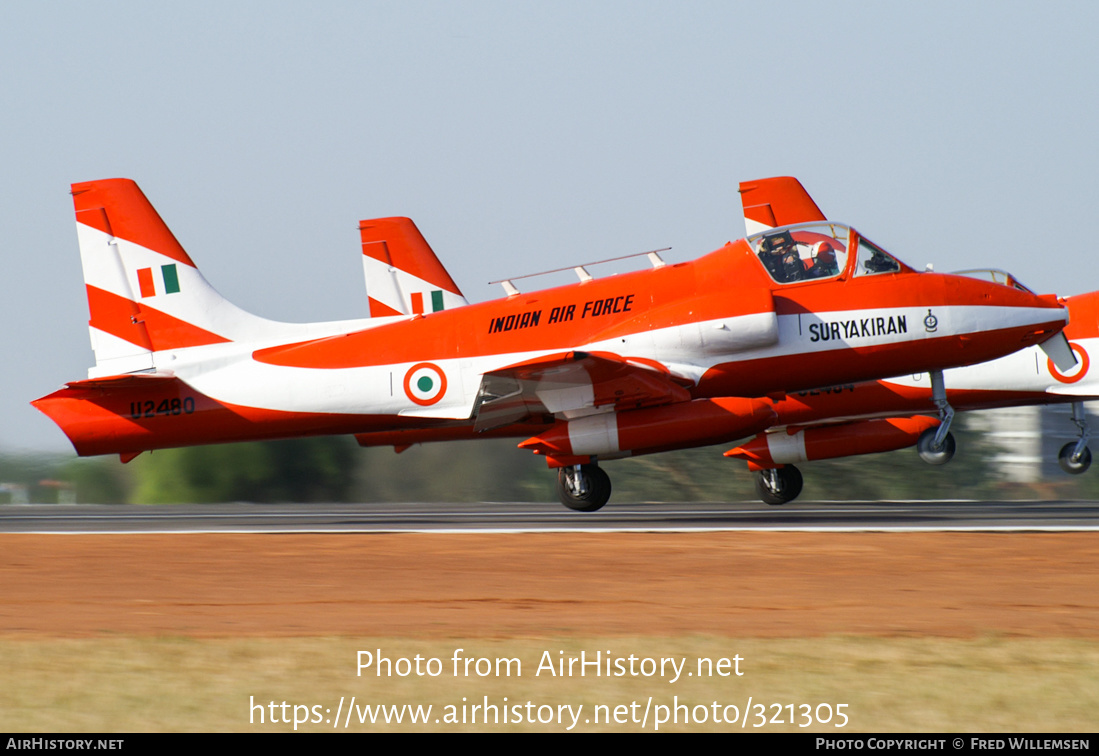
[556,463,612,512]
[917,369,957,465]
[753,465,803,505]
[1058,401,1092,475]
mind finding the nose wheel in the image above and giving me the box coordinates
[556,464,612,512]
[1058,402,1093,475]
[914,370,958,466]
[917,428,956,465]
[753,465,803,505]
[1058,443,1092,475]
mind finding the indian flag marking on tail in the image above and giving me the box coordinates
[136,264,181,298]
[161,264,180,294]
[137,268,156,298]
[410,290,446,315]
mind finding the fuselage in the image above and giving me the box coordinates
[724,291,1099,471]
[35,229,1069,459]
[757,289,1099,429]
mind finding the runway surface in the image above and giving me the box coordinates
[3,500,1098,638]
[2,499,1098,533]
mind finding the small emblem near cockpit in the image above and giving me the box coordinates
[923,309,939,333]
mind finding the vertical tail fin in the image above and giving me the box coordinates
[72,179,273,377]
[738,176,827,235]
[359,217,469,317]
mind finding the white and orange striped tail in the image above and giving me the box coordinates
[358,216,468,317]
[72,179,288,377]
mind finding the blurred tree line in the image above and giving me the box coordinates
[5,414,1099,504]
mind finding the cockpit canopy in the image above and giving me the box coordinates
[748,222,911,284]
[951,269,1034,293]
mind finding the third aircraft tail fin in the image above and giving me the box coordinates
[739,176,827,236]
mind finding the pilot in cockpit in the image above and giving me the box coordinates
[807,241,839,278]
[759,231,804,283]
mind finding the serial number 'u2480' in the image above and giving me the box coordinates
[129,397,195,419]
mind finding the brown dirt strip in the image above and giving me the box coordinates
[1,532,1096,638]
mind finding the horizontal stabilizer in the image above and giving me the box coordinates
[63,372,181,390]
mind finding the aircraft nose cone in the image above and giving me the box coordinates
[940,274,1068,363]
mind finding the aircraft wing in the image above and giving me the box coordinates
[739,177,827,235]
[472,351,692,432]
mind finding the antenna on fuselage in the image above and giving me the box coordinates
[489,247,670,296]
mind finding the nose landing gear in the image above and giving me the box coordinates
[917,369,957,465]
[917,428,956,465]
[1059,401,1092,475]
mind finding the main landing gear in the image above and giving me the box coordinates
[753,465,803,506]
[1059,401,1092,475]
[556,463,612,512]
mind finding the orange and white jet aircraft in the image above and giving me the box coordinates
[33,178,1073,511]
[724,177,1099,504]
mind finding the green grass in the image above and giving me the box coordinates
[3,636,1097,732]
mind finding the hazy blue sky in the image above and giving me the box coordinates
[5,1,1098,452]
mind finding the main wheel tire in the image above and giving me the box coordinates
[556,464,612,512]
[917,428,956,465]
[1058,442,1092,475]
[753,465,803,506]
